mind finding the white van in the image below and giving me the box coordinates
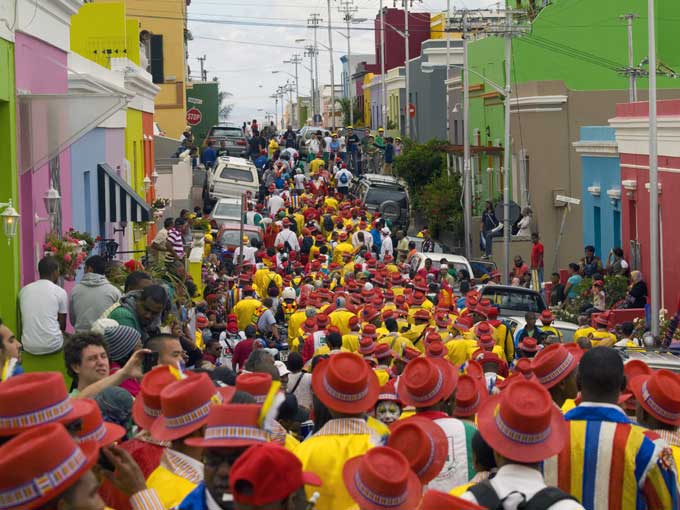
[409,252,474,281]
[208,156,259,200]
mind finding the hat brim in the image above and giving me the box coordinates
[311,360,380,414]
[476,394,568,463]
[23,440,99,510]
[0,398,93,437]
[519,343,539,353]
[539,356,578,390]
[150,387,235,441]
[100,422,127,446]
[301,471,323,487]
[184,435,270,448]
[131,397,158,431]
[388,417,449,485]
[398,359,459,408]
[630,375,680,426]
[342,455,421,510]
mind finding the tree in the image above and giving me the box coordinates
[335,97,351,126]
[218,89,234,122]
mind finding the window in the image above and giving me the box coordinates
[594,206,601,257]
[150,35,164,84]
[219,230,260,246]
[613,210,621,249]
[213,202,242,219]
[218,166,254,182]
[365,187,407,207]
[481,287,546,313]
[209,127,245,139]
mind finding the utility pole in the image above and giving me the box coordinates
[326,0,337,130]
[304,45,318,122]
[445,0,451,175]
[380,0,387,130]
[403,0,411,139]
[197,55,207,82]
[271,94,279,129]
[462,12,471,259]
[308,13,322,123]
[620,13,640,102]
[339,0,358,126]
[648,0,660,335]
[284,54,303,127]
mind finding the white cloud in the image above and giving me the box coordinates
[187,0,494,124]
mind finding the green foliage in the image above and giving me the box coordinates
[335,98,352,127]
[394,139,448,194]
[556,274,632,323]
[420,173,464,238]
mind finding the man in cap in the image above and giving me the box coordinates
[295,353,380,510]
[531,343,581,411]
[178,403,270,510]
[274,218,300,252]
[328,296,356,335]
[398,357,476,491]
[233,287,262,331]
[543,348,679,510]
[461,379,583,509]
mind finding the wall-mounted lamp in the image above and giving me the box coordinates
[587,185,601,197]
[34,187,61,226]
[0,199,20,242]
[451,103,461,113]
[113,221,128,235]
[151,169,159,186]
[143,176,152,192]
[606,188,621,206]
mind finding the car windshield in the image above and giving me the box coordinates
[482,288,546,313]
[365,187,407,205]
[559,327,575,343]
[220,230,260,246]
[219,166,254,182]
[213,202,242,218]
[210,127,243,139]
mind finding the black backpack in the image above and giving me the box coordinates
[468,480,578,510]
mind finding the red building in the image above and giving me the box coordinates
[610,100,680,309]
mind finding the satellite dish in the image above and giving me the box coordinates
[494,201,521,224]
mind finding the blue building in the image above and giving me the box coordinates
[573,126,622,258]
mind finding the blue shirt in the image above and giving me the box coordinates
[567,274,583,299]
[201,147,217,168]
[384,143,394,163]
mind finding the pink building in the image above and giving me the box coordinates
[610,100,680,309]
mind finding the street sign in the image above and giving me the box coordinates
[409,103,416,118]
[186,107,202,126]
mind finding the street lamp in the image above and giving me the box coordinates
[143,176,152,192]
[35,187,61,226]
[151,169,159,186]
[0,199,20,242]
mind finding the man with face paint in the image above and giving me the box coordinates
[374,380,402,425]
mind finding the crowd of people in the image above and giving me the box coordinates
[2,126,679,510]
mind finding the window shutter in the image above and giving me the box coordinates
[150,35,164,84]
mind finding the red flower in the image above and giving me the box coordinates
[63,254,72,263]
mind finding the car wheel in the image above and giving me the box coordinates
[379,200,400,222]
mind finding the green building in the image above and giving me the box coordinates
[461,0,680,269]
[186,81,219,146]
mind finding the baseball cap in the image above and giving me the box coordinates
[231,443,322,506]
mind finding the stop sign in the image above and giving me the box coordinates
[408,103,416,118]
[186,107,202,126]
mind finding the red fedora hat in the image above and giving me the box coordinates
[531,344,579,389]
[419,489,485,510]
[387,417,448,484]
[132,365,180,431]
[624,359,652,382]
[474,322,492,338]
[185,404,270,448]
[0,423,99,510]
[401,347,421,362]
[477,378,568,463]
[374,343,395,361]
[514,357,534,377]
[540,309,555,323]
[435,313,452,328]
[343,446,422,510]
[425,341,446,359]
[362,307,381,323]
[477,334,496,351]
[413,309,431,322]
[301,318,317,333]
[454,374,485,418]
[363,324,378,338]
[518,337,539,353]
[630,370,680,426]
[0,372,90,437]
[150,372,235,441]
[378,380,400,403]
[311,352,380,414]
[398,357,458,408]
[236,372,273,404]
[359,337,376,356]
[74,399,125,447]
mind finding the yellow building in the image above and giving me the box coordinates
[430,12,462,40]
[362,73,373,129]
[125,0,189,139]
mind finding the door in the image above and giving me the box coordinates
[594,206,601,257]
[613,210,621,249]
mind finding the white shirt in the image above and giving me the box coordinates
[268,194,285,217]
[335,168,353,187]
[323,136,332,150]
[288,372,313,410]
[380,235,393,261]
[19,278,68,355]
[294,173,306,190]
[462,464,584,510]
[308,138,321,155]
[233,246,258,264]
[274,228,300,251]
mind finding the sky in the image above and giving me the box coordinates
[186,0,494,124]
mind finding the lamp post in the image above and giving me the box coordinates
[648,0,660,335]
[283,55,302,128]
[35,187,61,227]
[0,199,20,243]
[326,0,337,130]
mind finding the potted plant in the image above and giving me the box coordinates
[43,232,89,281]
[151,197,171,219]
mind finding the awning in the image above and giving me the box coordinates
[98,164,151,224]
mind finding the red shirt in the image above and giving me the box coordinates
[232,338,256,371]
[531,242,544,268]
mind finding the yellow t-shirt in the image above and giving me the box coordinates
[342,333,360,352]
[309,158,325,175]
[146,466,196,510]
[574,326,595,341]
[332,242,355,265]
[589,330,617,347]
[288,310,308,339]
[329,309,357,336]
[233,297,262,331]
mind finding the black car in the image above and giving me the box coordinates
[350,174,410,232]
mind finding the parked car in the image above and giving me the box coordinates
[479,284,548,317]
[215,222,263,254]
[203,125,248,157]
[409,252,473,282]
[621,350,680,373]
[503,315,579,343]
[207,156,259,201]
[406,236,450,254]
[351,174,410,232]
[209,197,243,226]
[297,126,326,158]
[470,259,498,279]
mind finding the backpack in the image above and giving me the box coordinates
[338,171,349,185]
[468,480,578,510]
[322,214,334,232]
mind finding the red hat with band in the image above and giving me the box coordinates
[0,423,99,510]
[540,309,555,323]
[343,447,422,510]
[359,337,376,356]
[420,490,485,510]
[0,372,90,437]
[236,372,273,404]
[74,399,125,447]
[230,443,322,507]
[185,404,270,448]
[454,374,486,418]
[378,380,400,403]
[133,366,181,431]
[425,341,446,359]
[477,379,568,463]
[362,324,378,338]
[398,357,458,408]
[518,337,539,353]
[150,372,235,441]
[374,343,395,360]
[387,417,448,484]
[531,344,579,389]
[630,370,680,426]
[477,334,496,351]
[311,353,380,414]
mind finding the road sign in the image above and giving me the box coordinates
[408,103,416,118]
[186,107,202,126]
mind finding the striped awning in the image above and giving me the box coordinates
[97,163,151,224]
